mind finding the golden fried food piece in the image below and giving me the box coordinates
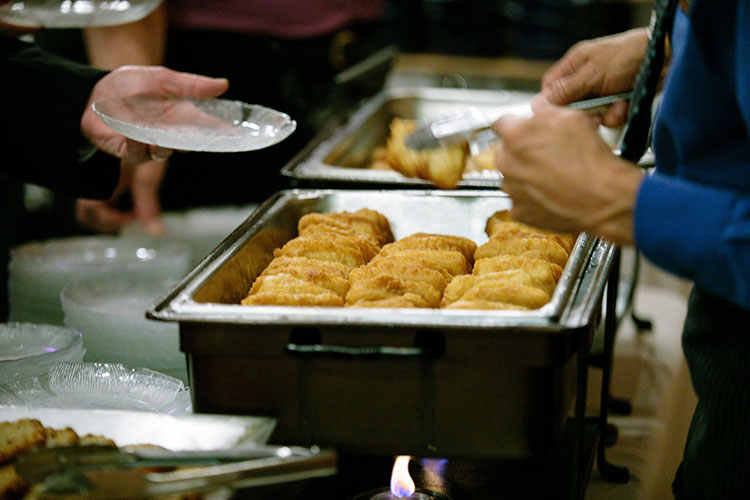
[0,419,46,463]
[370,147,396,171]
[416,143,468,190]
[364,254,453,282]
[464,145,499,173]
[485,211,577,252]
[78,434,116,447]
[349,262,448,293]
[385,118,467,189]
[0,465,25,499]
[298,230,379,261]
[460,281,551,309]
[440,269,551,307]
[348,293,430,308]
[444,299,529,311]
[385,118,424,178]
[260,257,351,296]
[474,237,569,268]
[248,273,336,298]
[369,250,471,278]
[242,291,344,307]
[345,275,443,308]
[44,427,79,448]
[298,210,393,247]
[397,233,478,262]
[473,254,563,285]
[489,225,574,254]
[274,235,366,270]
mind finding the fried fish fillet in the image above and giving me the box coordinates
[365,254,453,282]
[385,118,467,189]
[369,250,471,278]
[488,224,575,254]
[474,237,569,268]
[259,256,351,296]
[241,291,344,307]
[345,275,443,308]
[472,254,563,285]
[248,273,334,297]
[444,299,529,311]
[348,293,430,308]
[349,263,448,294]
[274,235,366,269]
[298,210,394,247]
[296,230,380,261]
[382,233,477,262]
[440,269,550,307]
[460,281,551,309]
[485,211,577,252]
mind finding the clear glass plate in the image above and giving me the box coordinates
[93,95,297,152]
[0,362,192,414]
[0,323,85,383]
[0,0,162,28]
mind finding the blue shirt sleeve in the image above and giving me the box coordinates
[635,172,750,310]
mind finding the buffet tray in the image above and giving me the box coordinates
[148,189,615,459]
[281,87,530,188]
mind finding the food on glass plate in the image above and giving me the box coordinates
[0,419,199,500]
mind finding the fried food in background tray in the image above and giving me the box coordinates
[443,210,576,310]
[0,419,196,500]
[371,118,502,189]
[242,209,393,307]
[380,118,468,190]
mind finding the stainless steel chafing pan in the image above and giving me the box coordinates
[281,87,649,188]
[149,189,615,459]
[281,87,531,188]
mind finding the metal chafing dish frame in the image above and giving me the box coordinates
[147,189,617,486]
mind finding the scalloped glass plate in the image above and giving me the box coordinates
[93,95,297,152]
[0,362,192,414]
[0,0,162,28]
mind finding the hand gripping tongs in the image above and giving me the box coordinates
[14,444,337,499]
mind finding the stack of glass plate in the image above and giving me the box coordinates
[61,276,186,383]
[9,236,190,326]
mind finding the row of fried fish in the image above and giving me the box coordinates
[440,210,577,310]
[239,208,576,310]
[240,208,394,307]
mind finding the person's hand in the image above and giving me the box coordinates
[493,107,643,246]
[532,28,649,128]
[75,159,167,235]
[77,66,228,234]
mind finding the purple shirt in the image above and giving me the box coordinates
[166,0,385,38]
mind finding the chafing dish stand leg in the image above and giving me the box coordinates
[596,248,630,484]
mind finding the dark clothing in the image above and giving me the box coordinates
[0,35,119,199]
[1,36,120,320]
[672,287,750,499]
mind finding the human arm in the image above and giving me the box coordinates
[79,5,169,233]
[0,35,228,198]
[492,106,642,246]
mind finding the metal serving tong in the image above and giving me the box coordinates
[404,91,634,150]
[15,444,337,499]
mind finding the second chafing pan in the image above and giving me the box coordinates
[281,87,533,188]
[148,189,615,459]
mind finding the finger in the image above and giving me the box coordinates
[530,93,551,112]
[541,72,593,106]
[130,161,167,236]
[492,114,524,140]
[602,101,630,128]
[156,67,229,99]
[76,199,132,234]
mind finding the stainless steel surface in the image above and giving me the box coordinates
[16,445,336,499]
[144,189,614,459]
[404,92,634,150]
[149,189,594,327]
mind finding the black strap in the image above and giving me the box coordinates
[619,0,679,163]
